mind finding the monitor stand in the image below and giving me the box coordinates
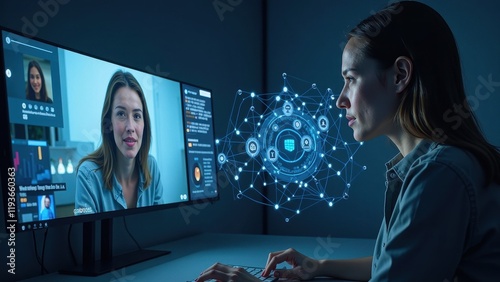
[59,218,170,276]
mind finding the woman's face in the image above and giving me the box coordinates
[29,66,42,95]
[336,37,399,141]
[111,86,144,162]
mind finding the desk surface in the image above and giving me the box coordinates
[22,233,375,282]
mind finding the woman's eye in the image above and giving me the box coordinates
[134,113,142,119]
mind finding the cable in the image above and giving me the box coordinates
[122,216,142,250]
[41,228,48,274]
[67,224,77,266]
[32,230,49,275]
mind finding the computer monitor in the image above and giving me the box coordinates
[0,26,219,274]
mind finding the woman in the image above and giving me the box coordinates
[25,60,52,103]
[75,70,163,214]
[196,1,500,281]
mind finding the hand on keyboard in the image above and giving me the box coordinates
[192,263,278,282]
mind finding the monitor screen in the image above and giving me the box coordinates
[1,27,219,232]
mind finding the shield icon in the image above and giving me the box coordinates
[284,139,295,152]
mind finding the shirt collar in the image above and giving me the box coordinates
[385,139,436,182]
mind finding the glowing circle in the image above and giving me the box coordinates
[215,73,366,221]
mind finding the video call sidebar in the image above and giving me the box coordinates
[182,84,218,200]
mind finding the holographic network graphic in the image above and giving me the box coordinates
[216,73,366,221]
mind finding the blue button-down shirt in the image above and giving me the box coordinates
[75,155,163,215]
[371,140,500,281]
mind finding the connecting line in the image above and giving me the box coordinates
[216,73,366,221]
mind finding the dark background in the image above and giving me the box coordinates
[1,0,499,280]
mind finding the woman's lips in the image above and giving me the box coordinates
[124,137,137,147]
[346,115,356,127]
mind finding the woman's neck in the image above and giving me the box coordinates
[387,130,423,157]
[114,157,137,184]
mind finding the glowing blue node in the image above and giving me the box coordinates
[274,204,279,210]
[245,137,260,158]
[296,210,300,214]
[237,89,242,95]
[363,166,367,170]
[283,87,288,92]
[235,175,239,181]
[320,193,324,198]
[329,202,333,207]
[312,83,317,89]
[251,92,255,98]
[217,153,226,164]
[282,72,287,78]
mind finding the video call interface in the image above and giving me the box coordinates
[1,30,218,231]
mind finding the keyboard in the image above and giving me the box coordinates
[189,265,278,282]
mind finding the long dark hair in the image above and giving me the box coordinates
[348,1,500,184]
[78,70,153,190]
[25,60,50,102]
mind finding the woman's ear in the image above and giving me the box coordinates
[393,56,413,94]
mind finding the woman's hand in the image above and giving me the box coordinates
[195,262,263,282]
[262,248,320,280]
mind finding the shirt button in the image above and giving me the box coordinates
[382,242,386,248]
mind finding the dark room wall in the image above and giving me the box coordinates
[0,1,265,280]
[265,0,500,239]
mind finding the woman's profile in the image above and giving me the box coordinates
[196,1,500,281]
[25,60,52,103]
[74,70,163,214]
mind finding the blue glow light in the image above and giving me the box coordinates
[215,73,366,221]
